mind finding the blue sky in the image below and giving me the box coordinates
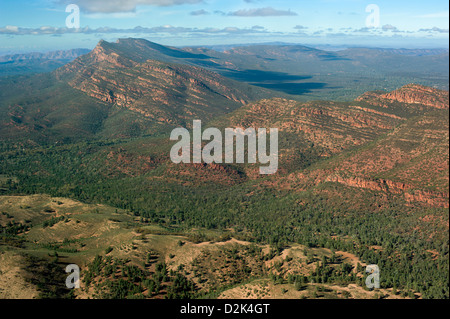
[0,0,448,54]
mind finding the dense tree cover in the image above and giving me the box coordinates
[0,140,448,299]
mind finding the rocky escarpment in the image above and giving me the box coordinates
[218,97,403,156]
[325,175,449,208]
[259,86,449,208]
[382,84,449,109]
[356,84,449,110]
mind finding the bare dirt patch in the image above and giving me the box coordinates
[0,251,38,299]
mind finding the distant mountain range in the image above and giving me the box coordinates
[0,49,90,76]
[0,49,91,62]
[200,43,449,55]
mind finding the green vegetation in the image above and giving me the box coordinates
[0,116,448,298]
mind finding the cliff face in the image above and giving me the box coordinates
[325,175,449,208]
[312,107,448,207]
[381,84,449,109]
[356,84,449,110]
[217,98,403,158]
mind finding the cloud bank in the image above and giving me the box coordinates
[229,7,298,17]
[57,0,203,13]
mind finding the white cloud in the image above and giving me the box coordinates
[229,7,298,17]
[418,27,449,33]
[190,9,209,16]
[0,25,270,36]
[382,24,400,32]
[58,0,203,13]
[5,25,19,33]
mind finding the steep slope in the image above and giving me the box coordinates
[55,39,271,132]
[0,39,272,143]
[357,84,449,110]
[284,109,449,208]
[213,84,448,207]
[0,73,110,144]
[285,86,448,207]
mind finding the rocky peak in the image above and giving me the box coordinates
[356,84,449,110]
[381,84,449,109]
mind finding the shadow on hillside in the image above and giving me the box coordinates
[221,69,330,95]
[223,69,310,82]
[255,81,328,95]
